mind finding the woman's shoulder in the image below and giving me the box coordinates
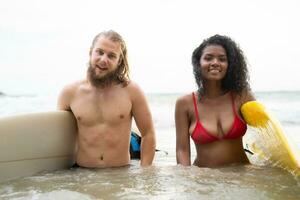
[233,89,256,107]
[175,92,195,108]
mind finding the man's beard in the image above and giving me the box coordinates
[87,64,119,88]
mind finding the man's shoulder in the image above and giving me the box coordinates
[123,80,143,93]
[60,80,86,95]
[120,80,147,102]
[57,80,87,110]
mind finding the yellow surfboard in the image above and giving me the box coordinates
[0,111,77,183]
[241,101,300,176]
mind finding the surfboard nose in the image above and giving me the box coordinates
[241,101,269,127]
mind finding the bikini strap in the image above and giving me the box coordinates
[192,92,200,121]
[230,92,237,116]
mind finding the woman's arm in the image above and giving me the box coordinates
[130,82,156,167]
[175,96,191,166]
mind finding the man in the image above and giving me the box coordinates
[57,30,156,167]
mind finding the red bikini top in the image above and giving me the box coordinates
[191,92,247,145]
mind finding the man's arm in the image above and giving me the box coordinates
[57,84,74,111]
[57,83,78,161]
[130,82,156,167]
[175,96,191,166]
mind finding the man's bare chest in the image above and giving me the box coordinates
[70,94,132,126]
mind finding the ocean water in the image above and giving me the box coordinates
[0,91,300,199]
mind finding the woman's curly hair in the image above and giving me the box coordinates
[192,34,250,97]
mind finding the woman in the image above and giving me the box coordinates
[175,35,255,167]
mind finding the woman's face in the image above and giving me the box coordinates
[199,45,228,81]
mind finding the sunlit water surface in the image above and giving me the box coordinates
[1,161,300,200]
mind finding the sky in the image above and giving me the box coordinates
[0,0,300,95]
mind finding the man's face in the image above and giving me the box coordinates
[89,36,122,82]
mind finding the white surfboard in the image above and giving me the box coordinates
[0,111,77,183]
